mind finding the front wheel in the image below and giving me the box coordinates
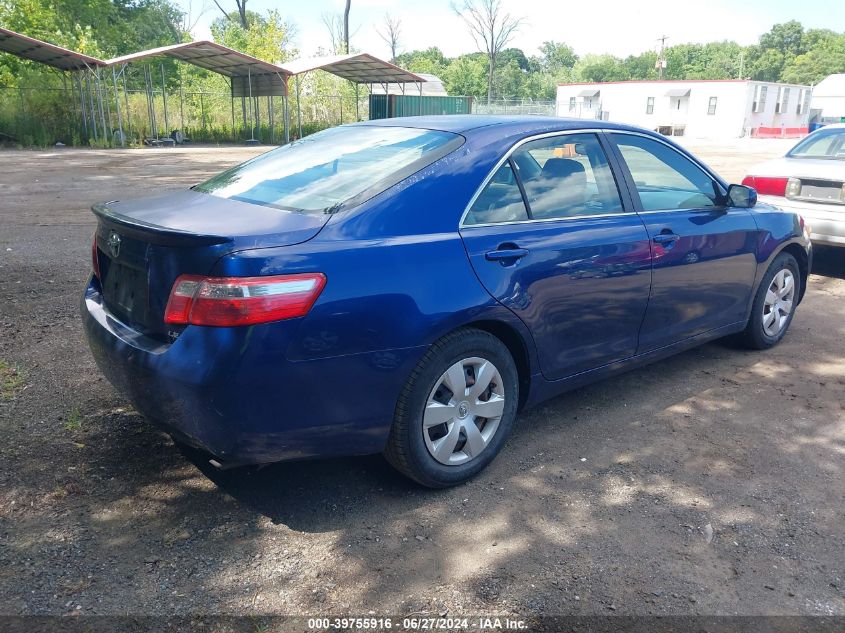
[384,328,519,488]
[740,252,801,350]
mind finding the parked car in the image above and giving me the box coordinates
[743,123,845,248]
[83,116,811,488]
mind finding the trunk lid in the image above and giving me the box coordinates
[92,189,329,339]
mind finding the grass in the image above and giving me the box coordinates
[0,360,26,401]
[64,408,83,432]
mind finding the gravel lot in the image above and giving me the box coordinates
[0,139,843,619]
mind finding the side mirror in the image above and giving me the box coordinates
[727,184,757,208]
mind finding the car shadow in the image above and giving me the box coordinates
[811,245,845,279]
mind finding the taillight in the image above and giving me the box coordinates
[164,273,326,327]
[741,175,787,196]
[92,233,101,279]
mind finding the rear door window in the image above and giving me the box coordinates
[511,133,625,219]
[463,162,529,225]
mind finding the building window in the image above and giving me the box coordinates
[569,97,576,112]
[796,89,810,115]
[753,85,767,113]
[781,87,790,114]
[646,97,654,114]
[707,97,717,115]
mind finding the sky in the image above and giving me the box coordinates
[177,0,845,62]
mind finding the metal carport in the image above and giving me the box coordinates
[106,41,291,145]
[279,53,425,138]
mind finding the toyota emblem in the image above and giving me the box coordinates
[107,231,121,259]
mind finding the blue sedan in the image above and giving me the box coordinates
[82,116,811,487]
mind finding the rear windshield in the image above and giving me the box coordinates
[786,128,845,160]
[194,125,462,213]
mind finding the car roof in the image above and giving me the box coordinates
[350,114,637,135]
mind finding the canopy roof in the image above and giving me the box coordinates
[107,41,288,78]
[577,88,600,97]
[665,88,692,97]
[280,53,424,84]
[0,27,105,71]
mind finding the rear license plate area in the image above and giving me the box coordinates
[102,260,149,326]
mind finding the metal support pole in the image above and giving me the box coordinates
[355,83,359,121]
[122,66,132,141]
[200,93,206,129]
[112,66,125,147]
[295,74,302,139]
[95,70,107,144]
[230,96,235,139]
[283,93,290,144]
[179,68,185,134]
[278,73,290,144]
[76,72,88,141]
[85,71,98,141]
[160,63,169,136]
[247,66,256,142]
[419,81,423,116]
[269,95,274,144]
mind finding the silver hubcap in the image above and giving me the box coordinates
[763,268,795,337]
[423,357,505,466]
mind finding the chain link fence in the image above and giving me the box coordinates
[473,99,557,116]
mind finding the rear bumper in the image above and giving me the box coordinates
[759,195,845,247]
[82,278,425,465]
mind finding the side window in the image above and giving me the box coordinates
[613,134,722,211]
[511,133,624,220]
[463,162,529,226]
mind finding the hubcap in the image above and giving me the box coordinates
[763,268,795,337]
[423,357,505,466]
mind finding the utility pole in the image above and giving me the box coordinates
[738,51,745,79]
[656,34,669,79]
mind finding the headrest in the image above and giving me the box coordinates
[540,158,586,180]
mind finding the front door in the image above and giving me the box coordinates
[460,132,652,381]
[606,132,760,351]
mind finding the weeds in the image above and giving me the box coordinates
[0,360,26,401]
[64,408,83,431]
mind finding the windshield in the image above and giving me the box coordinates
[194,125,461,213]
[787,128,845,160]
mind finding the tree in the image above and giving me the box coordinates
[343,0,351,54]
[574,54,627,83]
[376,13,402,62]
[212,0,248,29]
[321,12,344,53]
[395,47,450,77]
[453,0,524,105]
[537,41,577,74]
[211,9,296,63]
[443,54,487,97]
[781,34,845,84]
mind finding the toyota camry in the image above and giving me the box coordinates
[83,116,811,487]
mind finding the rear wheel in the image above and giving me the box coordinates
[739,252,801,350]
[384,328,518,488]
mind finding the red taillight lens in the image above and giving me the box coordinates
[741,175,787,196]
[92,233,101,279]
[164,273,326,327]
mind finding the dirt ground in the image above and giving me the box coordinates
[0,139,843,620]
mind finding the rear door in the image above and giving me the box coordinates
[606,132,760,351]
[460,131,653,381]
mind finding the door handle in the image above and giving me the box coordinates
[653,232,679,244]
[485,247,529,262]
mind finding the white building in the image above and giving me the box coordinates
[810,73,845,125]
[556,79,813,138]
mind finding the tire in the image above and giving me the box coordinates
[384,328,519,488]
[739,252,801,350]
